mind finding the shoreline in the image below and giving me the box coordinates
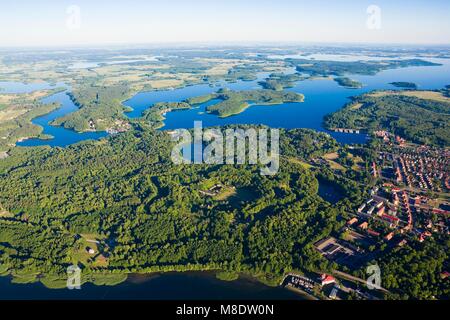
[0,270,305,300]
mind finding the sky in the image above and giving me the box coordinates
[0,0,449,47]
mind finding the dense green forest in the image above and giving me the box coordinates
[51,84,136,132]
[0,126,356,288]
[0,47,448,299]
[370,237,449,300]
[324,91,450,147]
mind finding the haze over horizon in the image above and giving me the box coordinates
[1,0,449,47]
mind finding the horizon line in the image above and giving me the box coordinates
[1,40,450,51]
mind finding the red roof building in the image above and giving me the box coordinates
[381,214,400,226]
[384,232,394,241]
[347,217,358,226]
[358,222,369,230]
[433,208,450,215]
[320,274,336,286]
[376,206,385,216]
[367,229,381,237]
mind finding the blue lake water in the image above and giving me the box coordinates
[68,56,161,69]
[16,90,108,147]
[123,73,269,118]
[124,57,450,145]
[3,57,449,148]
[1,55,450,299]
[153,79,369,144]
[0,81,65,94]
[0,272,302,300]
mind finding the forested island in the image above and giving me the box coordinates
[389,82,418,89]
[259,73,306,91]
[186,89,305,118]
[140,89,305,127]
[334,77,363,89]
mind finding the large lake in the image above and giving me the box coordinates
[17,90,108,147]
[12,57,450,147]
[0,272,301,300]
[2,55,450,299]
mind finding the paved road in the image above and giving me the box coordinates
[332,270,390,294]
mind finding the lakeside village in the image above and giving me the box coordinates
[282,130,449,300]
[162,127,448,300]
